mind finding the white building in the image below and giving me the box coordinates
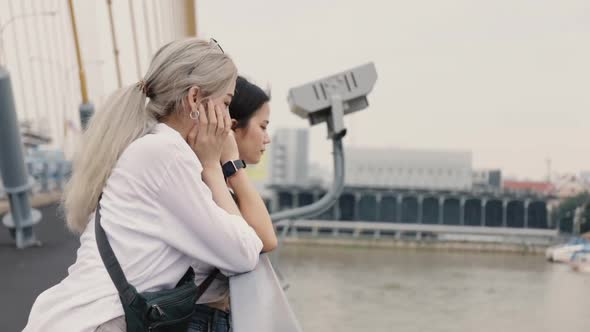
[472,169,502,189]
[269,128,309,185]
[345,147,473,190]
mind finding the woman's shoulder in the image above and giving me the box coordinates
[119,123,196,172]
[119,123,201,175]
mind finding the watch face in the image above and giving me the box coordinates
[223,161,238,177]
[235,160,246,169]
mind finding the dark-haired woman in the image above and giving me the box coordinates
[189,76,276,332]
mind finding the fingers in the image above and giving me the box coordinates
[187,122,198,146]
[189,100,233,165]
[198,102,207,131]
[206,99,217,135]
[223,110,232,135]
[215,103,225,136]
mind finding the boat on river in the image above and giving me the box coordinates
[545,237,590,263]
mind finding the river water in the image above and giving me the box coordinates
[277,244,590,332]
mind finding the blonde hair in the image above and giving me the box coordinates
[63,38,237,233]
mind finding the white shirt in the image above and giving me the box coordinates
[24,123,263,332]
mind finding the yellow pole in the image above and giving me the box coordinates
[67,0,89,104]
[107,0,123,88]
[128,0,142,79]
[185,0,197,37]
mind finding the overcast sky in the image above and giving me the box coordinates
[197,0,590,180]
[1,0,588,180]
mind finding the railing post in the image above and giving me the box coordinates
[0,67,41,248]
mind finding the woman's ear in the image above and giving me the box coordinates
[231,119,238,131]
[186,86,201,111]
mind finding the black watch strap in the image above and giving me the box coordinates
[222,159,246,179]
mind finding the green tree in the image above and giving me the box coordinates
[555,192,590,233]
[582,202,590,234]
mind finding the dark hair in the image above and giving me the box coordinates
[229,76,270,129]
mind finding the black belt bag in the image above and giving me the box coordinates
[95,203,219,332]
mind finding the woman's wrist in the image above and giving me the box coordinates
[201,160,222,170]
[201,165,224,182]
[226,169,247,188]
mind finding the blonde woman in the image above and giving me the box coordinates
[23,38,276,332]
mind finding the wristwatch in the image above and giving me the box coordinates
[222,159,246,180]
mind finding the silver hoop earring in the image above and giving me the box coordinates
[189,110,199,120]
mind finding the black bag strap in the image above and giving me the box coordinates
[193,267,220,301]
[94,197,220,306]
[95,202,137,305]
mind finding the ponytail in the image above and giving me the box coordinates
[63,85,152,233]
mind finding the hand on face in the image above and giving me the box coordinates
[186,99,232,169]
[220,130,239,164]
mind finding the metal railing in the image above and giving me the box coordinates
[275,219,559,245]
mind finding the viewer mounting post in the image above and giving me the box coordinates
[229,62,378,332]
